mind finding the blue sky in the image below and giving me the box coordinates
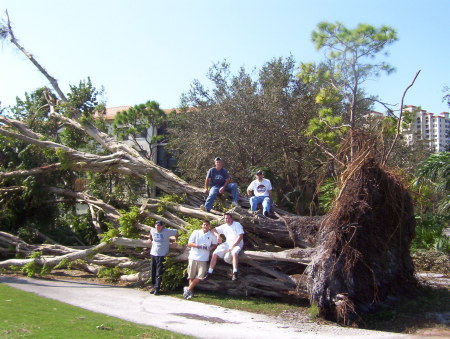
[0,0,449,115]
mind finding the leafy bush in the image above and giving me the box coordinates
[411,213,449,253]
[97,266,122,282]
[161,257,187,291]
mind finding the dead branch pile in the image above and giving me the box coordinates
[307,157,416,324]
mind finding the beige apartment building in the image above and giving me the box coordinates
[402,105,450,152]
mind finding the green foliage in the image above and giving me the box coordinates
[307,303,320,319]
[161,257,187,291]
[415,152,450,213]
[55,148,74,170]
[97,266,122,282]
[305,108,348,150]
[117,206,141,239]
[411,213,449,253]
[99,223,120,243]
[318,177,338,213]
[111,100,166,159]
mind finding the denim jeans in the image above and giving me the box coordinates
[204,183,239,211]
[249,196,271,213]
[151,255,165,290]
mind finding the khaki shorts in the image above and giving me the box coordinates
[187,259,208,280]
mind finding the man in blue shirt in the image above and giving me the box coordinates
[201,157,239,212]
[147,220,178,295]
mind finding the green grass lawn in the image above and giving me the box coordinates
[166,289,308,316]
[0,284,192,339]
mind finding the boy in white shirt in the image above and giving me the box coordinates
[246,170,273,217]
[183,220,218,299]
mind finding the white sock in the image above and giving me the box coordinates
[233,269,238,273]
[208,268,213,274]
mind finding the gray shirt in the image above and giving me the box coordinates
[150,228,178,256]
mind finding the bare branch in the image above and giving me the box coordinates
[383,70,421,165]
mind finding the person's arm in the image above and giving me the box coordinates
[210,228,222,243]
[246,181,254,197]
[204,177,210,193]
[219,177,230,194]
[146,231,153,246]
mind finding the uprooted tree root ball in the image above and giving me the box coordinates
[307,157,417,325]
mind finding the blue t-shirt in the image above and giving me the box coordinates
[206,167,230,188]
[150,228,178,256]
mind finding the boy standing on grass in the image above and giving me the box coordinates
[147,220,178,295]
[183,220,218,299]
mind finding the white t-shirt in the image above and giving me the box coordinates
[215,221,244,248]
[188,229,218,261]
[247,178,272,197]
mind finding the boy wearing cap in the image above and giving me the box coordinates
[147,220,178,295]
[204,213,244,281]
[183,220,218,299]
[201,157,239,212]
[246,171,273,217]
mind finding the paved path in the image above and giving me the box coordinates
[1,276,416,339]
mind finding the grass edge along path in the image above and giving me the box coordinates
[0,283,192,339]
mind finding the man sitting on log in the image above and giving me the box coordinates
[246,170,273,217]
[183,219,218,299]
[203,213,244,281]
[200,157,240,212]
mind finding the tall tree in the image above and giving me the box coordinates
[168,57,323,213]
[311,22,397,160]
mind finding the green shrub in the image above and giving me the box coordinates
[411,213,449,253]
[161,257,187,291]
[97,266,122,282]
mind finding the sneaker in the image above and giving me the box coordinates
[183,286,189,298]
[186,290,193,300]
[232,201,239,207]
[232,272,238,281]
[152,289,160,295]
[264,211,269,217]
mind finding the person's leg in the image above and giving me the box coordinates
[231,246,241,272]
[151,255,157,288]
[250,196,264,212]
[209,253,218,270]
[154,256,164,291]
[207,244,227,274]
[225,183,239,203]
[249,196,257,211]
[262,197,271,213]
[230,246,242,280]
[188,278,202,290]
[204,186,219,211]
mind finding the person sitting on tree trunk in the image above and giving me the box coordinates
[203,213,244,281]
[183,219,218,299]
[246,170,273,217]
[146,220,178,295]
[200,157,239,212]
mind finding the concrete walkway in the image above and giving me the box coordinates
[1,275,417,339]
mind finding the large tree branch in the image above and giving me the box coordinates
[383,70,421,165]
[4,10,67,102]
